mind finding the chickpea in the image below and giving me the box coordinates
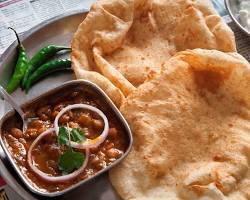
[52,110,59,119]
[29,120,44,129]
[18,138,26,144]
[100,140,108,152]
[105,142,114,150]
[68,122,79,128]
[54,104,64,112]
[101,146,106,152]
[90,156,103,170]
[47,166,57,176]
[79,173,88,179]
[103,139,110,145]
[73,95,83,103]
[40,114,49,121]
[37,106,52,120]
[25,128,38,138]
[38,127,46,134]
[18,138,28,150]
[10,128,23,139]
[98,151,106,161]
[46,160,57,169]
[78,113,92,127]
[28,119,45,134]
[106,148,122,159]
[67,111,73,119]
[59,114,70,124]
[23,133,30,139]
[31,148,40,155]
[6,135,26,157]
[108,128,118,138]
[90,155,100,165]
[45,144,61,160]
[92,119,104,130]
[84,128,92,138]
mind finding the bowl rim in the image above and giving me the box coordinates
[0,80,133,197]
[224,0,250,36]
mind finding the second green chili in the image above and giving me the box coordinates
[22,45,71,88]
[25,59,71,93]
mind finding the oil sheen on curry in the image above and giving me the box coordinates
[1,90,128,192]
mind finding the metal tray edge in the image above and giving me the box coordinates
[225,0,250,36]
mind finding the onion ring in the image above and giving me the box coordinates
[54,104,109,149]
[27,128,89,183]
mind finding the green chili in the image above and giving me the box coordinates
[6,28,31,94]
[22,45,71,88]
[25,59,71,92]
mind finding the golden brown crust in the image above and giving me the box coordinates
[109,49,250,200]
[71,0,236,99]
[74,68,125,108]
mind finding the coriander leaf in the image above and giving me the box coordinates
[58,126,70,145]
[58,149,85,174]
[71,128,86,143]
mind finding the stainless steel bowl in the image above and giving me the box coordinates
[0,80,133,197]
[225,0,250,36]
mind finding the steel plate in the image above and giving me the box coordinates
[225,0,250,36]
[0,9,122,200]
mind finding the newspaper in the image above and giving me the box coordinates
[0,0,249,200]
[0,0,95,55]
